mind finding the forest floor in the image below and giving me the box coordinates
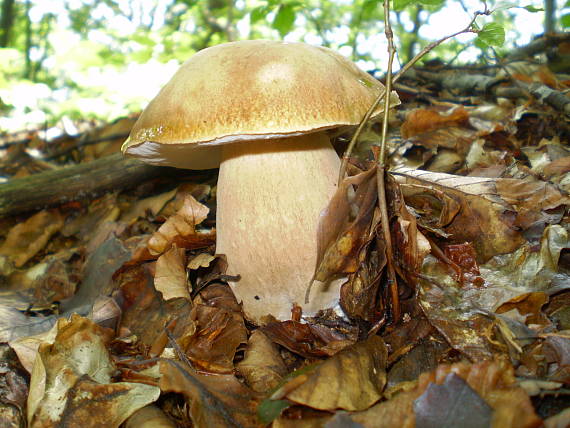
[0,35,569,427]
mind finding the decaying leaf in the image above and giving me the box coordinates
[314,167,377,282]
[281,336,387,412]
[154,244,190,300]
[414,373,493,428]
[148,193,214,255]
[0,344,29,427]
[27,315,160,427]
[401,106,470,139]
[118,263,192,347]
[124,405,177,428]
[262,320,354,359]
[237,330,288,393]
[393,167,525,261]
[159,359,261,428]
[0,209,65,268]
[178,301,247,374]
[351,359,541,428]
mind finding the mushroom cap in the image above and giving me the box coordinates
[122,39,400,169]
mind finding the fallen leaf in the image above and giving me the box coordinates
[27,315,160,427]
[393,167,524,261]
[118,263,192,347]
[148,193,214,256]
[414,373,493,428]
[283,335,387,411]
[351,359,541,428]
[0,209,65,268]
[237,330,288,393]
[401,107,470,139]
[123,405,177,428]
[262,320,353,359]
[159,359,261,428]
[154,245,190,300]
[178,302,247,374]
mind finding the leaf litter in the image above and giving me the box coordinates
[0,44,569,427]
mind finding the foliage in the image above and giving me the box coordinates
[0,0,553,131]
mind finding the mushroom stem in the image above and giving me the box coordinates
[216,132,341,323]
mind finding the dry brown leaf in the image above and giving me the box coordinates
[159,359,261,428]
[394,167,524,261]
[283,335,387,412]
[154,245,190,300]
[0,209,65,268]
[237,330,288,393]
[27,315,160,428]
[351,359,541,428]
[124,405,177,428]
[401,106,470,139]
[120,187,177,224]
[495,176,570,229]
[262,320,353,359]
[187,252,216,270]
[314,167,376,282]
[178,301,247,374]
[148,193,213,256]
[118,264,192,347]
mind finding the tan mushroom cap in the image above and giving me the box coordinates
[122,39,400,169]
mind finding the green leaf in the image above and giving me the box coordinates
[493,1,519,11]
[362,0,380,20]
[523,5,543,12]
[392,0,416,11]
[418,0,444,5]
[272,4,296,37]
[257,399,291,425]
[477,22,505,47]
[562,13,570,28]
[250,5,271,24]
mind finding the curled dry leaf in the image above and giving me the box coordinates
[393,167,524,262]
[27,315,160,428]
[350,359,541,428]
[282,336,387,412]
[0,209,64,268]
[148,193,214,256]
[178,302,247,374]
[187,252,216,270]
[159,359,261,428]
[120,187,177,224]
[495,176,570,230]
[154,244,190,301]
[314,167,376,283]
[237,330,288,393]
[262,320,354,359]
[401,106,470,139]
[118,264,192,347]
[124,405,177,428]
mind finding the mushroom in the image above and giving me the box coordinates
[122,40,400,323]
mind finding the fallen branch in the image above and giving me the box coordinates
[0,153,213,217]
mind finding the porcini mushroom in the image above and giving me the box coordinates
[122,40,400,323]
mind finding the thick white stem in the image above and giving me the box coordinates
[216,133,342,323]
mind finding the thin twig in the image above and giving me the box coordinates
[377,0,400,322]
[338,5,487,183]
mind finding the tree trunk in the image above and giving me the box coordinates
[544,0,555,33]
[24,0,31,79]
[0,0,15,47]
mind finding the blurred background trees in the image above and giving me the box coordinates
[0,0,567,132]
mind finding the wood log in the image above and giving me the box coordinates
[0,153,214,217]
